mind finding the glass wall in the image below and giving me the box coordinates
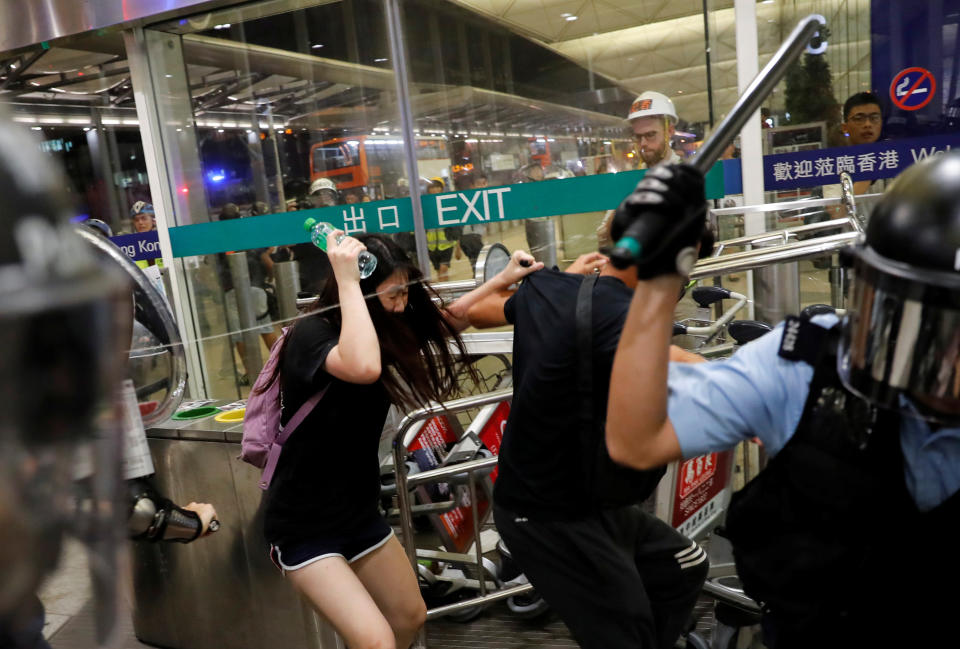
[0,32,186,410]
[7,0,952,397]
[130,0,723,396]
[138,0,412,398]
[0,34,152,236]
[391,0,716,281]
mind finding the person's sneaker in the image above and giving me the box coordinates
[238,373,250,386]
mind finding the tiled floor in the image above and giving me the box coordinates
[45,586,719,649]
[41,534,736,649]
[39,541,92,644]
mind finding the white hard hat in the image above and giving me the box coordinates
[309,177,337,195]
[627,91,678,123]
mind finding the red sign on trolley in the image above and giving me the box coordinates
[671,450,732,538]
[890,67,936,111]
[475,401,510,483]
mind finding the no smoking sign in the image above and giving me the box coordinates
[890,67,936,111]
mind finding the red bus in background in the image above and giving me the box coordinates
[309,135,449,197]
[528,136,551,168]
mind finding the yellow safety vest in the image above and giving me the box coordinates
[427,229,456,251]
[136,257,165,269]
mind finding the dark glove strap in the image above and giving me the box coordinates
[162,507,202,543]
[129,478,202,543]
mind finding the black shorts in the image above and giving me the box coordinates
[428,247,454,270]
[494,503,708,649]
[269,515,393,573]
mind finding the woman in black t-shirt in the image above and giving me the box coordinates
[256,231,541,649]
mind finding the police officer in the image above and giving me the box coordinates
[605,155,960,647]
[0,118,216,649]
[130,200,156,232]
[627,91,682,168]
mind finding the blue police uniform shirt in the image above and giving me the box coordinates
[667,314,960,512]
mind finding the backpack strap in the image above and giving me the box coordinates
[259,385,329,489]
[575,273,599,454]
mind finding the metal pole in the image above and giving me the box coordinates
[702,0,715,128]
[227,252,264,378]
[384,0,432,278]
[274,260,301,322]
[248,112,270,206]
[691,232,859,279]
[693,14,826,173]
[751,239,800,326]
[468,474,486,597]
[265,106,287,211]
[393,438,419,567]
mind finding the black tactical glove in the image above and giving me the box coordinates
[609,164,712,279]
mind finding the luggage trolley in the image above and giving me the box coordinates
[388,389,538,626]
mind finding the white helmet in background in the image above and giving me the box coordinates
[627,91,678,124]
[309,177,337,195]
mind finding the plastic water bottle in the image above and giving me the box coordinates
[303,218,377,279]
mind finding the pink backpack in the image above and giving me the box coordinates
[240,327,328,490]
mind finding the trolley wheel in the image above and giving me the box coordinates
[446,604,485,623]
[506,592,550,619]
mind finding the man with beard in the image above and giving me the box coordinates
[628,91,683,169]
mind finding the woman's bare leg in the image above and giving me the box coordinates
[286,555,396,649]
[352,535,428,649]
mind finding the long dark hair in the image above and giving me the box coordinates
[257,233,475,411]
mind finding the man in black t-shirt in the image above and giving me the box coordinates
[467,251,708,649]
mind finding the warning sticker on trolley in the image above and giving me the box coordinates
[678,453,718,499]
[672,451,732,537]
[475,401,510,483]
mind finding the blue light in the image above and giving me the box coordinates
[207,169,226,183]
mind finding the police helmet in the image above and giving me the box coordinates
[83,218,114,237]
[130,200,154,216]
[840,151,960,423]
[220,202,241,220]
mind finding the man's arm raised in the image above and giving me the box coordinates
[603,163,710,470]
[607,276,684,469]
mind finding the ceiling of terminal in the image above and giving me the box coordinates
[0,34,626,138]
[451,0,871,124]
[0,0,869,130]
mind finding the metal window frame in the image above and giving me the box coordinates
[124,26,210,398]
